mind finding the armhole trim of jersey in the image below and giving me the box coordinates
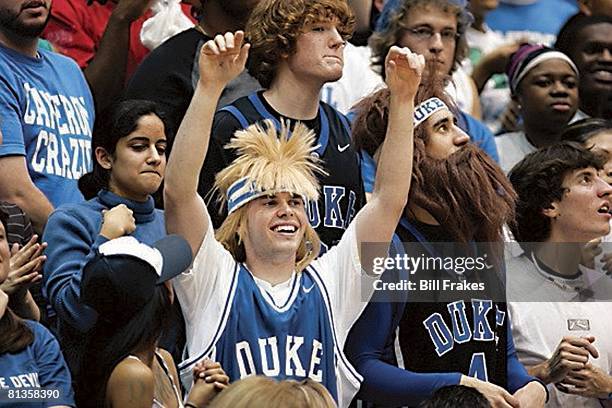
[307,264,363,385]
[178,261,240,372]
[219,105,250,129]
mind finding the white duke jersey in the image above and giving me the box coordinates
[175,203,374,406]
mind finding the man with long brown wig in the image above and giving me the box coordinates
[344,77,548,407]
[196,0,366,253]
[164,25,425,407]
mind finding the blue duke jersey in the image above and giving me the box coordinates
[175,204,376,407]
[393,219,508,388]
[197,91,365,252]
[344,218,538,407]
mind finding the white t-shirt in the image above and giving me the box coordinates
[507,253,612,407]
[509,301,612,408]
[321,43,385,115]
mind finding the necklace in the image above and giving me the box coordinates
[529,252,584,292]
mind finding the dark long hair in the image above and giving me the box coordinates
[75,285,173,407]
[78,100,170,199]
[0,209,34,354]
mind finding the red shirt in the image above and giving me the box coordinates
[43,0,194,78]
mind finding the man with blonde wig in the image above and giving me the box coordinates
[163,28,424,405]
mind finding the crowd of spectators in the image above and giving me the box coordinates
[0,0,611,407]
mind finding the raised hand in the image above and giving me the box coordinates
[600,250,612,275]
[100,204,136,240]
[580,238,602,269]
[384,45,425,100]
[198,31,250,89]
[0,289,8,319]
[0,235,46,298]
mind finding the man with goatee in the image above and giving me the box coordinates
[343,75,548,407]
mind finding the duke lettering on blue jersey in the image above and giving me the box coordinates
[182,266,340,399]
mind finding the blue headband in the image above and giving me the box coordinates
[226,177,306,215]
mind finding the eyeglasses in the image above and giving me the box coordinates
[404,27,459,44]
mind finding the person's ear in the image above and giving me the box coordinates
[95,147,113,170]
[511,92,522,110]
[542,202,560,220]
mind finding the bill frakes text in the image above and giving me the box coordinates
[373,279,485,292]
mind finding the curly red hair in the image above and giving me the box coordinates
[246,0,355,88]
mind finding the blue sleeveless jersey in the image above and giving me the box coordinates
[209,266,340,398]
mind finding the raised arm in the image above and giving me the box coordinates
[164,32,249,256]
[354,46,423,268]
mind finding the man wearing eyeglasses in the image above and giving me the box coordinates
[369,0,499,163]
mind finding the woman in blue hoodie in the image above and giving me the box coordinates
[42,100,168,371]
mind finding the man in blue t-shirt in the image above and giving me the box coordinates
[0,0,94,233]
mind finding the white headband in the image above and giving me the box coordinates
[413,97,448,128]
[511,51,579,93]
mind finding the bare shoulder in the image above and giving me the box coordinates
[106,358,155,408]
[156,348,180,390]
[156,348,174,365]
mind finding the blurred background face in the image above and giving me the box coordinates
[572,23,612,100]
[516,59,579,126]
[398,4,457,76]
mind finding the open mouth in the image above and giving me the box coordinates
[271,224,298,235]
[597,203,611,215]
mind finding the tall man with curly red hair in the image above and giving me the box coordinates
[197,0,366,253]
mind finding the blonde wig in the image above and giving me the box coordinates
[214,120,325,271]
